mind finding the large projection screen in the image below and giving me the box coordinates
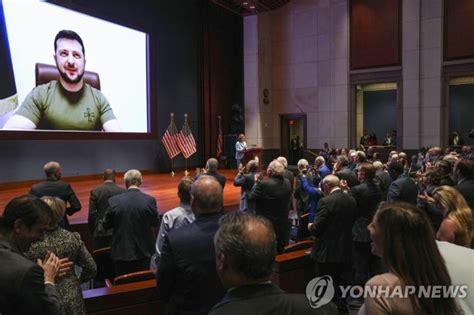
[0,0,149,135]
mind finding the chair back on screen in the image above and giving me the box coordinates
[35,63,101,90]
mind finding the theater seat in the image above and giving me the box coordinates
[92,247,115,287]
[105,269,156,287]
[283,239,314,253]
[35,63,101,90]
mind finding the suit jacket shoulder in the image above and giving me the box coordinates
[0,239,62,315]
[209,284,338,315]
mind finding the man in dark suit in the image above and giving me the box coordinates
[373,161,392,201]
[209,211,337,315]
[248,159,292,253]
[103,169,159,276]
[347,163,384,308]
[454,158,474,214]
[29,161,81,230]
[88,168,126,248]
[0,195,62,315]
[233,159,257,213]
[309,175,357,313]
[386,161,418,205]
[157,176,225,315]
[198,158,226,188]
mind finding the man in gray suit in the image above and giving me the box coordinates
[0,195,63,315]
[88,168,126,248]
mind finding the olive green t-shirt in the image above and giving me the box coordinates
[16,80,116,130]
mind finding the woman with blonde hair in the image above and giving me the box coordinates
[26,196,96,315]
[432,185,473,248]
[361,202,459,314]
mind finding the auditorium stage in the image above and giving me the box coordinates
[0,169,241,225]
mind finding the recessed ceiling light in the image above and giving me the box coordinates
[250,5,255,9]
[243,1,248,5]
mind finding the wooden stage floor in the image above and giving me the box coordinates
[0,169,241,225]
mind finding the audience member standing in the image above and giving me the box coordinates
[199,158,226,188]
[157,176,225,315]
[361,202,459,315]
[309,175,357,313]
[293,158,314,240]
[233,159,257,213]
[0,195,63,315]
[454,158,474,214]
[432,186,473,248]
[103,169,159,276]
[373,161,392,201]
[334,155,358,188]
[417,171,443,232]
[277,156,295,221]
[26,197,96,315]
[209,212,338,315]
[435,160,455,186]
[386,161,418,205]
[88,168,126,248]
[30,161,81,230]
[248,160,292,253]
[150,176,195,269]
[312,156,331,187]
[347,163,384,308]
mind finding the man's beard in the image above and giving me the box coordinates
[59,68,85,84]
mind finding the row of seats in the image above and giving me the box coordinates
[91,240,314,287]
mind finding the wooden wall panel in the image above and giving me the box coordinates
[444,0,474,60]
[350,0,401,70]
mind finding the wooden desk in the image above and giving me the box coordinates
[83,279,164,315]
[271,248,315,294]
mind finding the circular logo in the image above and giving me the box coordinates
[305,275,335,309]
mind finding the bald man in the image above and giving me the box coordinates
[157,176,225,315]
[210,212,337,315]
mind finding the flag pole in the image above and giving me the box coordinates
[170,113,175,177]
[184,113,189,176]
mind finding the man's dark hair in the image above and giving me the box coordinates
[0,195,52,231]
[456,159,474,179]
[103,168,116,181]
[54,30,85,56]
[388,161,404,175]
[214,212,277,280]
[178,176,194,204]
[359,162,376,181]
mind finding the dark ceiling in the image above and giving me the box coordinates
[209,0,290,16]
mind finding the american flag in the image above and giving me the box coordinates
[161,116,181,159]
[216,116,223,158]
[176,117,197,159]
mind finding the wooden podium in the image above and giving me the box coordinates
[242,147,262,165]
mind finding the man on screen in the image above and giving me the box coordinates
[3,30,120,131]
